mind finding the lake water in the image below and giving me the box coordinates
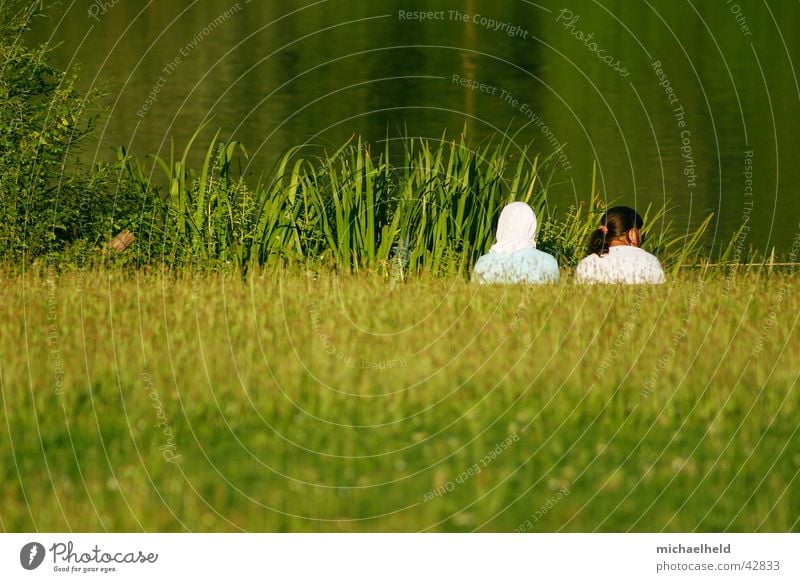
[31,0,800,253]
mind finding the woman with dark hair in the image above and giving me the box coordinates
[575,206,665,284]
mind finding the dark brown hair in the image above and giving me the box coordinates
[587,206,644,257]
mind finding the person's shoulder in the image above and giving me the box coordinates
[575,253,601,282]
[473,252,491,266]
[635,247,664,270]
[527,248,558,264]
[577,251,598,262]
[637,248,665,281]
[576,253,599,268]
[520,248,560,276]
[613,246,658,260]
[610,246,662,266]
[611,246,665,283]
[471,253,494,280]
[505,247,547,263]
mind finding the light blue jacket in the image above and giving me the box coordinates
[471,248,559,284]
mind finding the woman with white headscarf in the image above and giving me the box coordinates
[471,201,559,284]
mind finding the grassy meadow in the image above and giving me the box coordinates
[1,267,798,532]
[3,0,798,537]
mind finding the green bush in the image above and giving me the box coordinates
[0,1,156,265]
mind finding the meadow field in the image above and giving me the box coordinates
[1,268,798,532]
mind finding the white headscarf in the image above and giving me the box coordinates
[490,201,538,254]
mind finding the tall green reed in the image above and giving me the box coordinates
[118,127,734,277]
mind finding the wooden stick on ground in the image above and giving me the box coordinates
[108,229,135,252]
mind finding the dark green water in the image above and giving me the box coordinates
[30,0,800,253]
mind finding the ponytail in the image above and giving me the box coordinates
[585,206,644,257]
[587,227,611,256]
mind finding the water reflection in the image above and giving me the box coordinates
[30,0,800,252]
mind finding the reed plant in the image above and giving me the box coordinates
[118,127,746,277]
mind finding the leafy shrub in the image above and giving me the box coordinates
[0,1,157,265]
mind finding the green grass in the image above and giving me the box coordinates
[1,268,798,532]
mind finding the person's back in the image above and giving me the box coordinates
[472,247,559,284]
[576,245,663,284]
[575,205,665,285]
[471,201,559,284]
